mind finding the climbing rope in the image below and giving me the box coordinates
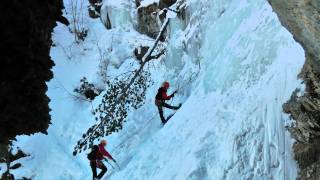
[111,112,158,154]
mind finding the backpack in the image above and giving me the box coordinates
[87,145,99,160]
[87,151,95,160]
[155,87,165,100]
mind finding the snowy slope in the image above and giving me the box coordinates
[8,0,304,179]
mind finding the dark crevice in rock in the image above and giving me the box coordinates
[159,0,177,9]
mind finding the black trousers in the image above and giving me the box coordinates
[90,161,107,179]
[157,101,180,123]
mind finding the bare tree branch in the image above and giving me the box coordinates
[143,18,170,63]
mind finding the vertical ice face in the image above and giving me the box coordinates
[100,0,134,29]
[107,0,305,179]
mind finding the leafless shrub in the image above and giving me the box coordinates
[68,0,88,43]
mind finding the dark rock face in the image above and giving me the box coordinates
[136,0,181,39]
[137,3,161,39]
[159,0,177,9]
[88,0,102,18]
[268,0,320,179]
[0,0,68,144]
[268,0,320,60]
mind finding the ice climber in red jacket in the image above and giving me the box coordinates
[155,81,181,124]
[88,140,115,180]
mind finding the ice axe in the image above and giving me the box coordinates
[170,90,178,103]
[104,158,115,169]
[112,159,121,169]
[105,158,120,170]
[171,90,178,97]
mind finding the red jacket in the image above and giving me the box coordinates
[98,144,113,160]
[156,87,171,101]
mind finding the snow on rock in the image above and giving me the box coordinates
[140,0,160,8]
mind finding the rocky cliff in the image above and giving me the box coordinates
[136,0,177,39]
[0,0,68,144]
[268,0,320,179]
